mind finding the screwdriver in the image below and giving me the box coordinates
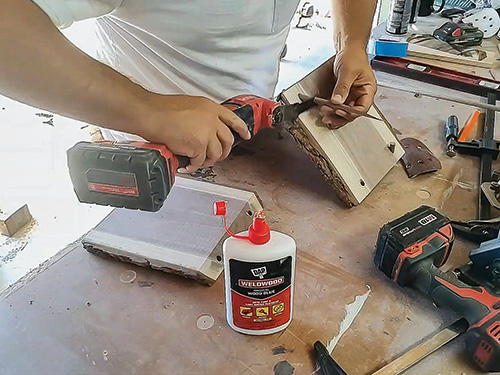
[445,115,460,157]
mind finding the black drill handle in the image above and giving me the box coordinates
[176,105,253,170]
[411,260,494,325]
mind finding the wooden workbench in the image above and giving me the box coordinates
[0,80,496,374]
[2,16,500,375]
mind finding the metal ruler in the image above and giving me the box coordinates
[372,318,469,375]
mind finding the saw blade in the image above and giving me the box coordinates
[372,318,469,375]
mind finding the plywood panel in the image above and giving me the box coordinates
[281,58,404,205]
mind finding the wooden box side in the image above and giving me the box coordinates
[280,58,404,205]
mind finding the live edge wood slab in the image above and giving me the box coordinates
[280,58,405,206]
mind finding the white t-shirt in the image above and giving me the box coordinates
[32,0,300,140]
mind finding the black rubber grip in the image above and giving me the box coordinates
[177,156,190,169]
[411,259,491,326]
[313,341,348,375]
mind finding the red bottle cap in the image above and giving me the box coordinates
[248,211,270,245]
[213,201,227,216]
[214,201,270,245]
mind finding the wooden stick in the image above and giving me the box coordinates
[377,82,500,112]
[313,97,382,120]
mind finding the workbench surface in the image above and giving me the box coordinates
[2,15,500,375]
[0,75,497,375]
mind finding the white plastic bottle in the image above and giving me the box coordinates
[214,201,296,335]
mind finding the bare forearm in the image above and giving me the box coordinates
[331,0,377,51]
[0,0,151,136]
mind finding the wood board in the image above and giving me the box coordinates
[407,43,496,69]
[0,204,32,237]
[81,177,263,285]
[280,58,405,206]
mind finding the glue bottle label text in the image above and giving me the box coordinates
[229,256,292,330]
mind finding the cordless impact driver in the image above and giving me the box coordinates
[67,94,315,212]
[375,205,500,372]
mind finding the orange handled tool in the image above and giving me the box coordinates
[459,111,481,142]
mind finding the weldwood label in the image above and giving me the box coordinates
[229,257,292,330]
[238,277,284,289]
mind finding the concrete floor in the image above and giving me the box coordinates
[0,7,336,292]
[0,96,113,291]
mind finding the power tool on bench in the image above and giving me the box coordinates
[67,94,316,212]
[374,205,500,372]
[433,21,484,48]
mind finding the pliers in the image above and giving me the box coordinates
[272,95,381,129]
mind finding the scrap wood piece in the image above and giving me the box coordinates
[407,42,495,69]
[0,204,32,237]
[280,58,405,206]
[88,125,104,141]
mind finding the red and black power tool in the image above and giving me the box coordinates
[67,94,315,211]
[375,205,500,372]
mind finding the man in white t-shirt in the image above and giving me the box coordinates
[1,0,377,172]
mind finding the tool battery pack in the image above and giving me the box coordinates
[374,205,454,286]
[67,141,174,212]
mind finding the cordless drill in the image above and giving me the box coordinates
[67,94,307,212]
[375,206,500,372]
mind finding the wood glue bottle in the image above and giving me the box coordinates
[214,201,296,335]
